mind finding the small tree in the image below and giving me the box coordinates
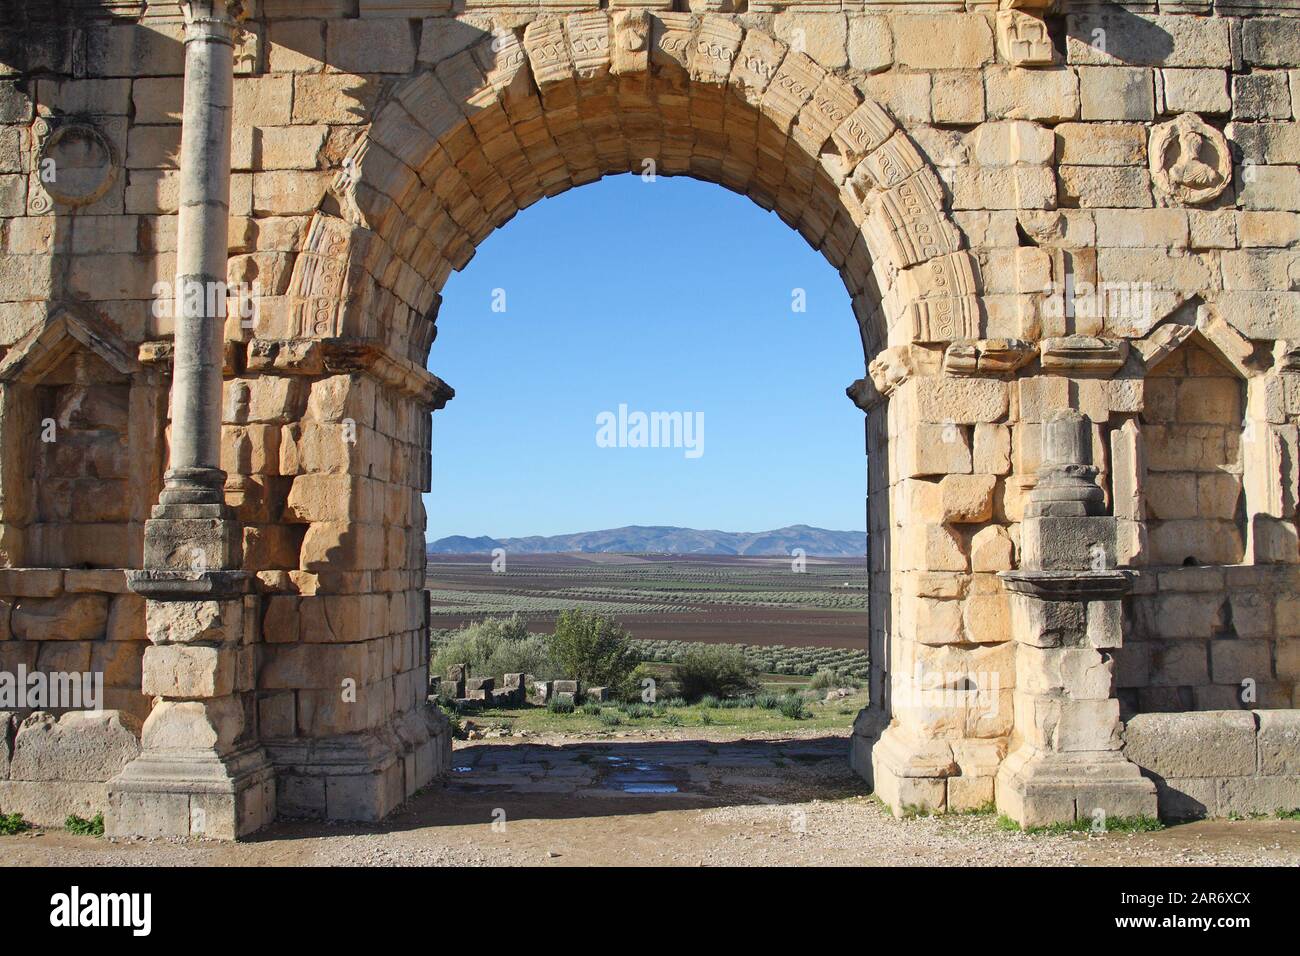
[546,609,638,692]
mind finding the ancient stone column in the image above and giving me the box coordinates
[996,410,1156,828]
[107,1,275,840]
[145,0,242,572]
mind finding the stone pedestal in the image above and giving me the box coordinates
[266,705,451,822]
[995,411,1156,827]
[106,570,275,839]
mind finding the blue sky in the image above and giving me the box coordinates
[424,173,867,540]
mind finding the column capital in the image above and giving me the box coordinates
[178,1,251,43]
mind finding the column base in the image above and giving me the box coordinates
[265,703,452,822]
[863,721,960,816]
[106,745,276,840]
[995,746,1157,829]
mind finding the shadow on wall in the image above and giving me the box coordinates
[1062,6,1175,66]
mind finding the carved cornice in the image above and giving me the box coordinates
[141,337,456,410]
[320,339,455,411]
[1040,335,1129,375]
[999,569,1131,602]
[944,339,1037,377]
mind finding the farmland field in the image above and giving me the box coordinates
[425,552,869,656]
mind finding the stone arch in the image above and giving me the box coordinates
[262,12,986,822]
[284,12,979,371]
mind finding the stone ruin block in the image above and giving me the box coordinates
[466,677,494,694]
[586,686,610,702]
[529,680,552,705]
[553,679,580,697]
[0,710,142,827]
[445,663,469,683]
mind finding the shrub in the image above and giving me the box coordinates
[625,703,654,719]
[778,695,807,720]
[548,695,575,714]
[755,693,780,709]
[65,813,104,837]
[546,609,639,693]
[598,711,623,727]
[675,645,758,701]
[0,812,30,836]
[581,702,603,716]
[699,694,720,709]
[664,713,683,727]
[809,668,862,691]
[808,669,839,690]
[430,614,555,684]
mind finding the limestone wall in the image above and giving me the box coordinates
[1124,709,1300,818]
[1117,565,1299,717]
[0,569,150,722]
[0,2,1297,824]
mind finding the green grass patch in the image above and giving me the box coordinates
[65,813,105,837]
[999,815,1165,835]
[462,689,869,735]
[1275,808,1300,821]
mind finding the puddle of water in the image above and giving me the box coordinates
[452,766,473,773]
[619,783,679,794]
[601,757,683,794]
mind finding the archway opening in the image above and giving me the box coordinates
[422,172,874,785]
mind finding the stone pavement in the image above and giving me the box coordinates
[445,735,861,803]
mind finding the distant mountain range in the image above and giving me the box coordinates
[427,525,866,558]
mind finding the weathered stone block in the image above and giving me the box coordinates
[10,710,140,782]
[1209,640,1273,685]
[1256,710,1300,776]
[893,14,991,71]
[142,645,237,699]
[11,594,107,642]
[985,67,1078,122]
[1217,775,1300,817]
[1124,711,1257,779]
[145,599,241,646]
[1079,66,1153,121]
[896,423,972,479]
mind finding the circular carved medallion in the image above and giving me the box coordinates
[1148,113,1231,206]
[36,123,118,208]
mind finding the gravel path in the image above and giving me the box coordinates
[3,729,1297,867]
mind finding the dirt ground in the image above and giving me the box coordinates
[3,728,1298,867]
